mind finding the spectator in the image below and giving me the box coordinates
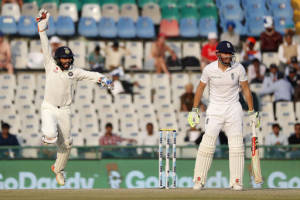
[110,69,139,96]
[260,72,293,102]
[220,21,240,49]
[99,123,135,146]
[241,37,261,67]
[285,56,300,76]
[184,127,203,145]
[0,32,14,74]
[201,32,218,70]
[260,16,283,53]
[180,83,195,112]
[88,45,105,72]
[141,123,158,157]
[104,41,130,71]
[265,123,288,158]
[247,58,266,83]
[50,36,62,56]
[261,64,282,92]
[286,68,300,88]
[151,33,177,75]
[288,123,300,158]
[278,32,300,68]
[1,0,22,8]
[0,122,19,158]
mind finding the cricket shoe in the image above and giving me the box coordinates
[231,183,243,191]
[51,165,65,186]
[193,177,204,190]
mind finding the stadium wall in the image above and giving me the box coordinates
[0,160,300,189]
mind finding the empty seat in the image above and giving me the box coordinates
[98,17,117,38]
[76,103,96,115]
[274,16,294,35]
[68,40,86,68]
[22,2,39,17]
[159,19,179,37]
[71,132,84,146]
[161,6,179,20]
[0,16,17,34]
[78,17,98,37]
[46,16,56,36]
[181,5,199,19]
[152,74,170,89]
[125,41,143,60]
[75,81,94,97]
[180,18,199,38]
[17,73,36,90]
[142,2,161,24]
[21,114,40,134]
[158,112,178,130]
[245,16,265,37]
[136,17,155,38]
[0,74,16,90]
[80,113,99,133]
[85,132,101,145]
[198,18,218,37]
[220,3,243,21]
[94,93,113,107]
[117,17,136,38]
[120,3,139,22]
[199,4,218,20]
[166,41,182,58]
[99,113,119,131]
[81,3,101,21]
[18,16,37,36]
[1,3,21,21]
[134,94,152,106]
[55,16,75,36]
[124,55,143,69]
[276,102,295,121]
[71,112,81,133]
[102,4,119,22]
[58,3,78,22]
[10,40,28,69]
[182,42,201,59]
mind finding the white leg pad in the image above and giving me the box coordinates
[193,134,217,185]
[228,135,244,187]
[54,135,73,173]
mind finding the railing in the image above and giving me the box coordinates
[0,145,300,160]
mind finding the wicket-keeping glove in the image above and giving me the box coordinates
[188,108,200,128]
[36,9,49,32]
[248,110,260,128]
[100,77,113,90]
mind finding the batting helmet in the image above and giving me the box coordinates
[54,46,74,69]
[216,41,235,55]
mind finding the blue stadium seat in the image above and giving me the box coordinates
[78,17,98,37]
[220,3,244,21]
[117,17,136,38]
[245,0,268,18]
[242,0,265,8]
[18,16,37,36]
[220,20,246,35]
[55,16,75,36]
[270,1,294,18]
[0,16,17,34]
[98,17,117,38]
[136,17,155,38]
[274,16,294,35]
[245,16,264,37]
[46,16,56,36]
[198,18,217,37]
[216,0,240,8]
[266,0,290,8]
[179,18,198,38]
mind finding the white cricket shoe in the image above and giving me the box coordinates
[51,165,65,186]
[193,182,204,190]
[231,183,243,191]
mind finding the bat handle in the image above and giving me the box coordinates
[251,121,257,137]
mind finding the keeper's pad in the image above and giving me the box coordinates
[228,135,244,187]
[193,134,217,185]
[53,134,73,173]
[42,135,57,144]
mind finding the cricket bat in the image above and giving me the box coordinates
[251,122,263,184]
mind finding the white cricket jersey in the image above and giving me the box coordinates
[200,61,247,105]
[39,31,105,107]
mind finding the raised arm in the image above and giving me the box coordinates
[36,9,54,66]
[75,68,113,89]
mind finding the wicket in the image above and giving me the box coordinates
[159,129,177,189]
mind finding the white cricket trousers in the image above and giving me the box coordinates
[41,101,72,173]
[194,102,245,187]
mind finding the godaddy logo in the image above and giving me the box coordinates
[0,172,95,189]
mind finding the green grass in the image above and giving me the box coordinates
[1,189,300,200]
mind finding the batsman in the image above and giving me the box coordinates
[36,9,113,185]
[188,41,260,190]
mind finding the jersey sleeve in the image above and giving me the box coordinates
[238,65,248,82]
[74,68,105,83]
[200,67,209,83]
[39,31,55,69]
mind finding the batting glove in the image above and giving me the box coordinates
[100,77,113,90]
[188,108,200,128]
[248,110,260,128]
[36,9,49,32]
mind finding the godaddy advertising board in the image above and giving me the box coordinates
[0,160,299,189]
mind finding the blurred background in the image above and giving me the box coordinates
[0,0,300,189]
